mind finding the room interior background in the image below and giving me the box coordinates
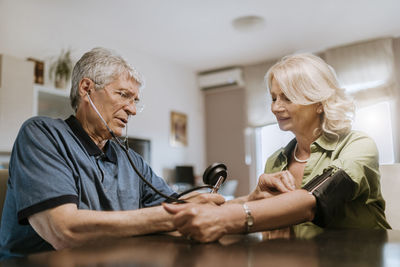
[1,0,400,197]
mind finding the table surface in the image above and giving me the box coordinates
[2,229,400,267]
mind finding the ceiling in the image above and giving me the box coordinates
[2,0,400,72]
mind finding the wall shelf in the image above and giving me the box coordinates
[0,54,73,151]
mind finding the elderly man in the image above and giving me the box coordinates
[0,47,223,257]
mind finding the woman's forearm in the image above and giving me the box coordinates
[224,189,316,234]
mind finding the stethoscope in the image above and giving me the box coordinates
[86,91,227,203]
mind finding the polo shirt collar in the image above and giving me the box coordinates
[280,133,339,159]
[65,115,117,163]
[313,134,339,151]
[282,138,297,158]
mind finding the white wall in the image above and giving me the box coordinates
[125,53,206,179]
[0,1,206,180]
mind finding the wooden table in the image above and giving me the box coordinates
[2,229,400,267]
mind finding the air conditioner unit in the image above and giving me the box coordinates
[198,67,244,90]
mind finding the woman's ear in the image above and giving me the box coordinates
[317,103,324,114]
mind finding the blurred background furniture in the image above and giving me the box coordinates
[379,164,400,230]
[127,137,151,164]
[170,165,238,199]
[175,166,195,185]
[218,180,238,200]
[170,165,195,193]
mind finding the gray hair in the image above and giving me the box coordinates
[70,47,144,111]
[265,53,354,137]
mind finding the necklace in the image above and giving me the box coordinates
[293,143,309,163]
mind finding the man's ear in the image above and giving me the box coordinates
[78,78,94,98]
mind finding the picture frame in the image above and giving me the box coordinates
[170,111,188,147]
[27,58,45,85]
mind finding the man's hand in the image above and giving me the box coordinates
[180,192,225,205]
[248,171,296,201]
[163,202,227,243]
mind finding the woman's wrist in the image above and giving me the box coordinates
[219,203,250,234]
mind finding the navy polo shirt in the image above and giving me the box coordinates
[0,115,176,258]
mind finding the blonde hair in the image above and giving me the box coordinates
[265,53,354,137]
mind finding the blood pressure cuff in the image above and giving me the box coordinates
[302,167,356,227]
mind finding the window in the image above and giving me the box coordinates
[256,124,294,176]
[353,101,394,164]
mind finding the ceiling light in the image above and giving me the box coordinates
[232,15,266,33]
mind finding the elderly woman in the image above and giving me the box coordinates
[164,53,391,242]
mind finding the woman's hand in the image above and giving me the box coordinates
[248,171,296,201]
[163,202,228,243]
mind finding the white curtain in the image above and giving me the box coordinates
[325,37,400,162]
[325,38,397,106]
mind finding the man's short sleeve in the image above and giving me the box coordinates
[9,118,78,224]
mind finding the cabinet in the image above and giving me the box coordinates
[0,54,73,151]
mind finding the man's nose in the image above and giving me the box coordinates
[125,102,137,116]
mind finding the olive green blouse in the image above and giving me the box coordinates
[264,130,391,238]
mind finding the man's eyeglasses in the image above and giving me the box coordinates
[116,90,145,113]
[90,78,145,113]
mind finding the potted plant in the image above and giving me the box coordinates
[49,49,73,89]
